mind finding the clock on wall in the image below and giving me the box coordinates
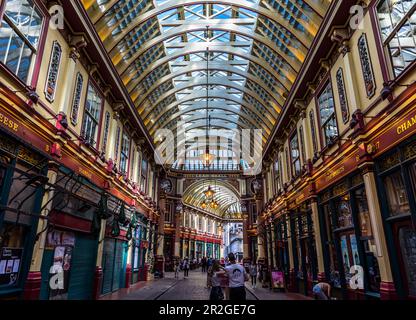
[160,179,173,193]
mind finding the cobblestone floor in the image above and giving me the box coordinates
[100,270,310,300]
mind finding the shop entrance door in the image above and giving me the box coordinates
[67,234,98,300]
[393,220,416,299]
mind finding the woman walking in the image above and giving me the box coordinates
[249,261,258,289]
[209,260,226,301]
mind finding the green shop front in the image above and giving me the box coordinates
[0,134,48,299]
[39,167,103,300]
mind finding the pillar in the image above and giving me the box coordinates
[93,216,107,298]
[311,198,326,281]
[361,164,396,299]
[270,221,277,269]
[242,213,250,261]
[286,214,296,291]
[23,164,58,300]
[173,208,182,263]
[155,192,166,276]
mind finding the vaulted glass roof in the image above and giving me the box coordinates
[82,0,331,169]
[182,179,242,219]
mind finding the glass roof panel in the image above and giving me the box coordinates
[83,0,331,169]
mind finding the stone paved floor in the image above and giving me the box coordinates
[100,269,310,300]
[101,270,309,300]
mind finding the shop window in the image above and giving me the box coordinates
[0,224,27,287]
[132,226,142,271]
[0,0,44,83]
[119,132,130,174]
[377,0,416,77]
[355,188,373,238]
[309,110,319,155]
[44,41,62,102]
[317,82,338,147]
[383,170,411,216]
[70,73,84,126]
[322,204,341,288]
[355,187,381,292]
[334,195,354,229]
[81,82,103,148]
[6,163,41,224]
[410,162,416,195]
[398,226,416,297]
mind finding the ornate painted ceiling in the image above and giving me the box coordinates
[82,0,331,169]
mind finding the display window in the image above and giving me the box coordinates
[319,175,381,296]
[376,139,416,299]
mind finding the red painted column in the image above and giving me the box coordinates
[125,264,132,288]
[380,281,398,300]
[23,271,42,300]
[93,266,103,300]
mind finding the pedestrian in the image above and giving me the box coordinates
[209,260,226,301]
[183,258,190,278]
[174,260,180,279]
[206,262,213,289]
[224,253,249,301]
[313,282,331,300]
[249,261,258,289]
[201,257,207,272]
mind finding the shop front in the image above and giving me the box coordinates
[375,137,416,299]
[39,168,102,300]
[289,201,318,297]
[0,134,48,299]
[101,198,130,295]
[273,214,290,287]
[131,213,149,283]
[318,173,381,300]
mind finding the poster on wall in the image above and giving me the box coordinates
[271,271,285,289]
[45,230,75,300]
[0,248,23,286]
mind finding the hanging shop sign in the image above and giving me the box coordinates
[0,248,23,286]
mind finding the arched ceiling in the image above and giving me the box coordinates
[182,180,242,219]
[82,0,331,167]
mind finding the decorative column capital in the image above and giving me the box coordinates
[331,27,351,56]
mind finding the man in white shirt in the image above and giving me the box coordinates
[225,253,249,301]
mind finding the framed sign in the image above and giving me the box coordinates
[271,270,285,289]
[0,248,23,286]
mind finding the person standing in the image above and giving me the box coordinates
[183,258,190,278]
[249,261,258,289]
[201,257,207,273]
[224,253,249,301]
[209,260,226,301]
[174,260,180,279]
